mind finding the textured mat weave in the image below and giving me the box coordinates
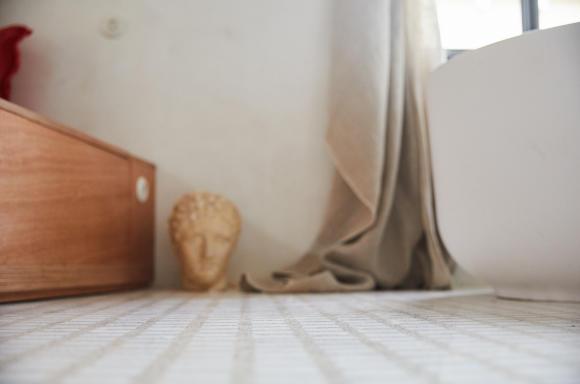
[1,289,579,383]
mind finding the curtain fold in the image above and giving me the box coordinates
[241,0,452,293]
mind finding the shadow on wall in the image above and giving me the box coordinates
[154,168,186,288]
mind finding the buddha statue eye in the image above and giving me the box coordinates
[214,234,231,243]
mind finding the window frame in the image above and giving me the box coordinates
[446,0,539,59]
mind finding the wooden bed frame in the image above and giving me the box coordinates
[0,99,155,302]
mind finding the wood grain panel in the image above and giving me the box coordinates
[0,101,155,302]
[129,159,156,284]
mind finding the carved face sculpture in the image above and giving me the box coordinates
[169,192,241,291]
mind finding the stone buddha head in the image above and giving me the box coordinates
[169,191,241,291]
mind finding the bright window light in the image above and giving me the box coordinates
[539,0,580,29]
[435,0,523,50]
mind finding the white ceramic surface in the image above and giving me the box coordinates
[428,23,580,302]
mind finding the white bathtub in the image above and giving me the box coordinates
[428,23,580,302]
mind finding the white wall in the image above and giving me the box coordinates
[0,0,334,287]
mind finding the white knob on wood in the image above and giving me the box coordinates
[136,176,149,203]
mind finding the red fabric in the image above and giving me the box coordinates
[0,25,32,100]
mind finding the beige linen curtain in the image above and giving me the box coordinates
[242,0,452,292]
